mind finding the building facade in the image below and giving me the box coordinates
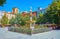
[0,7,19,19]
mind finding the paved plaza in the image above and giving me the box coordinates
[0,28,60,39]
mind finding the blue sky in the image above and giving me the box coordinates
[0,0,52,12]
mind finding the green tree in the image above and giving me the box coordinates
[9,17,15,24]
[45,0,60,25]
[9,13,26,26]
[0,0,6,6]
[36,13,45,24]
[14,13,21,24]
[21,14,30,21]
[1,14,9,26]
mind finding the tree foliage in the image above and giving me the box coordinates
[45,0,60,24]
[0,0,6,6]
[9,13,27,26]
[9,17,15,24]
[36,13,45,24]
[1,14,9,25]
[36,0,60,25]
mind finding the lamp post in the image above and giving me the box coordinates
[40,8,43,13]
[37,7,43,18]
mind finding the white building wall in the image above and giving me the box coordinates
[0,11,15,24]
[0,11,4,19]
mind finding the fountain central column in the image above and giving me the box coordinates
[30,7,34,31]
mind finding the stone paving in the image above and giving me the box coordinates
[0,28,60,39]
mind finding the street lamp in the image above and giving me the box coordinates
[37,7,43,18]
[39,7,43,13]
